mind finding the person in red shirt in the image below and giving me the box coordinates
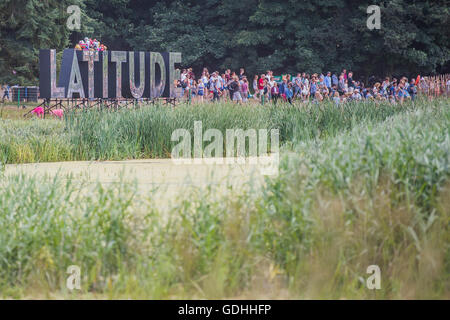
[258,74,266,97]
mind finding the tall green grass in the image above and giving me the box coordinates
[1,101,448,299]
[0,97,438,164]
[0,119,72,164]
[64,99,428,160]
[258,105,450,281]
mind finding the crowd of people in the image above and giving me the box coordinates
[175,68,450,105]
[74,37,107,51]
[1,68,449,106]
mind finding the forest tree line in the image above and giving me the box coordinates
[0,0,449,85]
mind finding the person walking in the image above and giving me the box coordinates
[408,79,417,101]
[258,74,266,99]
[271,82,280,105]
[332,73,338,88]
[197,80,205,103]
[2,84,10,102]
[324,72,332,91]
[212,79,221,102]
[285,83,294,105]
[241,77,249,103]
[252,75,259,100]
[239,68,246,80]
[293,73,302,99]
[230,76,242,104]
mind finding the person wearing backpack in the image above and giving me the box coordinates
[230,76,242,104]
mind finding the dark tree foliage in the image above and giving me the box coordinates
[0,0,92,85]
[1,0,448,85]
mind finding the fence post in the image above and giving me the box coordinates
[17,88,20,108]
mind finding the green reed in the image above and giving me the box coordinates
[0,97,437,164]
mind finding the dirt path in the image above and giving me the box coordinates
[4,158,267,210]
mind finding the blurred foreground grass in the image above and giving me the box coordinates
[0,100,448,299]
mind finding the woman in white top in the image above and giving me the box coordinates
[301,83,309,101]
[253,75,259,99]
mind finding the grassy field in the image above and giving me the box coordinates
[0,98,449,299]
[0,102,41,120]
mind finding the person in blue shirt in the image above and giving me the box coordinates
[397,84,410,104]
[293,73,302,98]
[324,72,332,89]
[310,79,317,97]
[285,83,294,105]
[389,84,396,97]
[402,87,410,99]
[408,79,417,101]
[332,74,338,87]
[279,79,287,96]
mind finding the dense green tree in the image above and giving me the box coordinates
[0,0,448,85]
[348,0,450,77]
[237,0,449,78]
[0,0,92,85]
[126,0,260,74]
[81,0,135,50]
